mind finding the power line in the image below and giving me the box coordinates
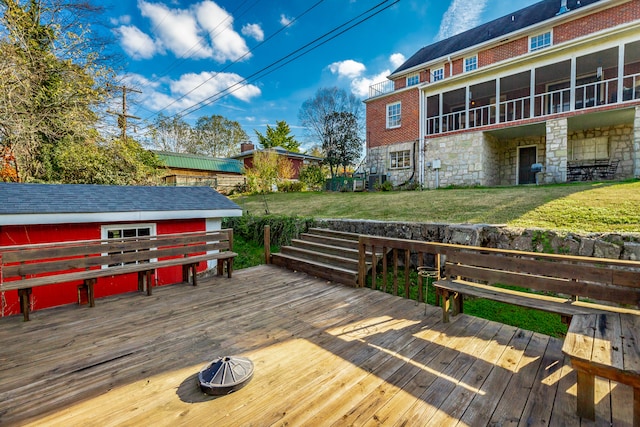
[137,0,399,134]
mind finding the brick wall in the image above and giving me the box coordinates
[555,2,640,43]
[479,38,528,67]
[366,89,420,149]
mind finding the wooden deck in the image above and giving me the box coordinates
[0,265,633,426]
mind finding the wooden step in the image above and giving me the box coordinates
[280,246,358,271]
[307,228,362,242]
[299,233,360,250]
[271,253,358,286]
[290,239,360,260]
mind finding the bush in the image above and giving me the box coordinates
[223,213,317,246]
[298,164,326,191]
[375,180,393,191]
[277,181,305,192]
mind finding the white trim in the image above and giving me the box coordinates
[464,55,478,73]
[101,223,158,268]
[206,218,223,270]
[386,101,402,129]
[0,209,243,226]
[529,29,553,52]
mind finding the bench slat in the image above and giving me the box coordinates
[4,241,231,278]
[445,263,640,307]
[1,251,237,291]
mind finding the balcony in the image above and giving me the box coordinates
[368,79,395,98]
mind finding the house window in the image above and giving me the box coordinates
[530,31,552,52]
[406,73,419,87]
[390,150,411,169]
[432,67,444,82]
[101,224,156,267]
[464,56,477,72]
[569,137,609,161]
[386,102,401,128]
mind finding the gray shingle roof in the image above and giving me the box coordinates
[0,183,240,215]
[393,0,602,76]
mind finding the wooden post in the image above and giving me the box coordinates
[358,236,366,288]
[264,225,271,265]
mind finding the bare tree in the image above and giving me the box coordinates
[191,115,247,158]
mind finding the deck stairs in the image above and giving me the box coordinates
[271,228,384,287]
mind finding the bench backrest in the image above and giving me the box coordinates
[440,246,640,307]
[0,229,233,281]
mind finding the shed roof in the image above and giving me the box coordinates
[0,183,242,225]
[155,151,244,174]
[392,0,602,76]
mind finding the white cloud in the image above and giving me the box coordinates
[120,72,163,90]
[389,53,406,69]
[136,71,261,112]
[436,0,488,40]
[242,23,264,42]
[115,25,158,59]
[195,1,251,62]
[118,0,251,62]
[329,60,366,79]
[280,14,292,26]
[351,70,390,98]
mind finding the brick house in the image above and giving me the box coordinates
[233,143,323,180]
[0,183,241,317]
[365,0,640,188]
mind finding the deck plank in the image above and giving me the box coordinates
[0,265,633,426]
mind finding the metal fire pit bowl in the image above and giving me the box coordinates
[198,356,254,396]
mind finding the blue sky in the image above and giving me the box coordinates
[102,0,539,150]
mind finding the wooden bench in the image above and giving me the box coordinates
[0,229,237,321]
[562,312,640,422]
[433,244,640,324]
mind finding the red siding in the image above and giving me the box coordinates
[0,219,206,317]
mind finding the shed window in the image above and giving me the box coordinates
[101,224,156,267]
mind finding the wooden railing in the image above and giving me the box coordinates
[358,235,444,304]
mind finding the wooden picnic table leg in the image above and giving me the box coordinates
[576,368,595,420]
[438,289,450,323]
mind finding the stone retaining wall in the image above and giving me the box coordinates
[317,219,640,261]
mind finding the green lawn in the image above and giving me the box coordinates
[232,179,640,233]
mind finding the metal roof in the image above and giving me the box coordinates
[0,183,241,216]
[155,151,244,174]
[392,0,602,76]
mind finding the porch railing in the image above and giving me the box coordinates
[422,72,640,136]
[369,80,395,99]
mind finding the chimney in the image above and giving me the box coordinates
[240,142,255,153]
[556,0,570,15]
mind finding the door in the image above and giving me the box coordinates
[518,146,537,185]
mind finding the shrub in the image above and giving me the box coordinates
[278,181,305,192]
[223,213,317,246]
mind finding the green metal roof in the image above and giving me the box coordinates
[154,151,244,174]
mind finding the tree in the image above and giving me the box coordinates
[324,111,362,176]
[298,164,325,191]
[147,113,192,153]
[0,0,111,182]
[245,150,294,194]
[191,115,247,158]
[254,120,300,152]
[298,87,363,178]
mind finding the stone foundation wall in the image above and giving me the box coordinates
[318,219,640,261]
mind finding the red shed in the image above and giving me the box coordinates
[0,183,242,317]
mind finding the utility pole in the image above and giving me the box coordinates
[107,85,142,140]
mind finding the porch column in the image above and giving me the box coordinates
[634,106,640,178]
[530,69,536,118]
[545,118,568,183]
[419,90,425,187]
[439,93,443,134]
[465,86,471,129]
[570,56,577,112]
[495,78,501,124]
[618,43,625,103]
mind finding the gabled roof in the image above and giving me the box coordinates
[392,0,602,76]
[232,146,323,161]
[0,183,242,225]
[154,151,244,174]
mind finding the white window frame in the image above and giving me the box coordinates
[530,31,552,52]
[101,223,157,268]
[389,150,411,169]
[406,73,420,87]
[432,67,444,82]
[386,102,401,129]
[464,56,478,73]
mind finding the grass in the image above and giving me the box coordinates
[232,179,640,233]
